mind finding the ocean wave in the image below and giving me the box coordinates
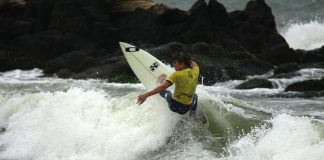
[281,20,324,50]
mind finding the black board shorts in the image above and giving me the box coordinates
[160,90,197,115]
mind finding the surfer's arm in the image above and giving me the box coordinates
[137,81,171,105]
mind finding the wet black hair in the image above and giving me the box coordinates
[172,51,192,67]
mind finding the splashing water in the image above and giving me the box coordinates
[281,20,324,50]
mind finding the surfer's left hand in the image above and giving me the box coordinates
[137,94,147,105]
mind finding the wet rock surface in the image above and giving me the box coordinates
[1,0,323,88]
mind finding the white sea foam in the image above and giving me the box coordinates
[227,114,324,160]
[0,68,43,81]
[281,20,324,50]
[270,68,324,90]
[0,88,180,160]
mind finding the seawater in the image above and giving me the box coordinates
[1,0,324,159]
[0,68,324,160]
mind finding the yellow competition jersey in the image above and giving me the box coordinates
[166,66,199,105]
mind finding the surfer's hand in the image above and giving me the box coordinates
[137,94,147,105]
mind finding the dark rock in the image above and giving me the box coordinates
[235,78,274,89]
[1,0,323,85]
[271,71,300,79]
[64,33,97,54]
[190,41,253,62]
[285,78,324,92]
[229,0,293,65]
[298,49,324,63]
[200,65,227,85]
[93,48,110,57]
[50,0,110,37]
[191,42,225,58]
[223,66,247,80]
[0,49,44,71]
[0,1,26,18]
[208,0,228,29]
[9,30,72,60]
[321,45,324,53]
[228,10,248,22]
[149,42,187,63]
[189,0,208,16]
[155,8,188,26]
[229,21,273,54]
[0,18,35,42]
[259,42,297,65]
[90,21,119,50]
[200,65,247,85]
[44,50,96,73]
[177,0,213,43]
[236,58,273,75]
[300,62,324,69]
[112,8,170,45]
[273,63,300,75]
[70,60,136,80]
[244,0,276,31]
[25,0,55,29]
[57,68,75,78]
[191,42,211,55]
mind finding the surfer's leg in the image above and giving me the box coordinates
[160,90,190,115]
[189,94,198,117]
[191,94,198,111]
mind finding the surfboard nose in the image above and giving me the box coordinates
[119,41,133,48]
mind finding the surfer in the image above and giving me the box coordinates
[137,52,199,115]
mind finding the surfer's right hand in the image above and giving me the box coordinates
[137,94,147,105]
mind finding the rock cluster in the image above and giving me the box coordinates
[1,0,323,92]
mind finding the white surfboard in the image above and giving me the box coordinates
[119,42,174,89]
[119,42,210,127]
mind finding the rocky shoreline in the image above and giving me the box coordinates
[1,0,324,93]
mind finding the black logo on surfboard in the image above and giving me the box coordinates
[150,62,159,72]
[125,47,139,52]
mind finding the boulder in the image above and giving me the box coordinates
[297,49,324,63]
[200,65,247,85]
[177,0,213,43]
[9,30,72,60]
[0,18,35,42]
[70,60,136,81]
[149,42,187,63]
[273,63,300,75]
[25,0,55,29]
[244,0,276,31]
[208,0,228,29]
[228,10,248,23]
[200,65,227,85]
[235,78,274,89]
[228,0,294,65]
[285,78,324,92]
[236,58,273,75]
[44,50,96,73]
[90,21,119,50]
[0,49,44,71]
[271,63,301,78]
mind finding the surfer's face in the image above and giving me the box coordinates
[173,60,185,71]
